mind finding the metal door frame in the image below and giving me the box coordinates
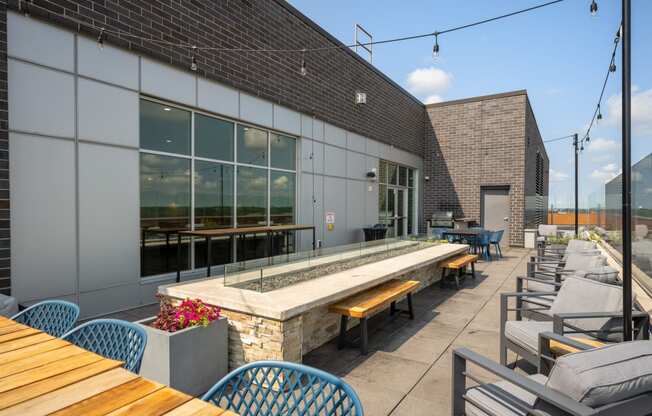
[480,185,510,229]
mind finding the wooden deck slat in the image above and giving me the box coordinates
[0,324,30,336]
[105,386,193,416]
[0,352,103,390]
[0,358,122,410]
[441,254,478,269]
[0,328,40,344]
[50,376,164,416]
[0,339,70,366]
[0,368,137,416]
[0,333,54,354]
[329,279,420,318]
[0,345,88,378]
[162,398,226,416]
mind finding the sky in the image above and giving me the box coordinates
[289,0,651,210]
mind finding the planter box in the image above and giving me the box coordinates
[136,316,228,396]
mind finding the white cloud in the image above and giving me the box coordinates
[587,137,618,153]
[406,67,453,104]
[590,153,612,163]
[549,169,569,182]
[604,86,652,135]
[590,163,620,183]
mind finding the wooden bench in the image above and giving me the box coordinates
[329,279,420,355]
[439,254,478,289]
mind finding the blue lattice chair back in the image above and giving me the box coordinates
[11,300,79,337]
[490,229,504,243]
[476,231,491,246]
[202,361,364,416]
[62,319,147,373]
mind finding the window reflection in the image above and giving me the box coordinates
[140,100,191,155]
[271,171,295,225]
[140,153,191,277]
[237,125,267,166]
[195,114,234,161]
[237,166,268,227]
[194,160,233,229]
[270,134,296,170]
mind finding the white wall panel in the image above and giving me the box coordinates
[77,36,139,89]
[365,138,382,158]
[346,152,366,180]
[323,176,347,247]
[301,115,314,139]
[8,60,75,138]
[197,78,239,119]
[346,132,366,153]
[346,180,365,243]
[301,138,314,173]
[78,78,139,147]
[10,133,76,302]
[78,143,140,292]
[141,58,196,106]
[240,94,273,128]
[312,140,324,175]
[8,12,74,72]
[324,145,346,178]
[313,119,325,141]
[324,123,346,148]
[365,182,379,226]
[79,284,141,319]
[273,105,301,136]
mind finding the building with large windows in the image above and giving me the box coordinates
[3,1,546,317]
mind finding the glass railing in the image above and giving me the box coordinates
[223,235,440,292]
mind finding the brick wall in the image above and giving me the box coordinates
[9,0,424,155]
[423,91,540,246]
[0,3,8,295]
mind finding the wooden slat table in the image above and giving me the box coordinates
[0,316,235,416]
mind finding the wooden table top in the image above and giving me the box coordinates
[442,229,484,236]
[179,224,315,237]
[0,316,235,416]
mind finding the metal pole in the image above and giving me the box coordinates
[622,0,633,341]
[574,133,579,237]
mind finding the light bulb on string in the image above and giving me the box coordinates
[590,0,598,16]
[609,59,617,73]
[190,46,198,71]
[586,135,591,143]
[597,105,603,121]
[432,33,440,58]
[300,50,307,76]
[97,28,105,50]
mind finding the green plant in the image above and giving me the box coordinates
[151,295,220,332]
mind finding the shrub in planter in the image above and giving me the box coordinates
[137,296,228,396]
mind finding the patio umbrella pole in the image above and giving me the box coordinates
[621,0,633,342]
[573,133,579,237]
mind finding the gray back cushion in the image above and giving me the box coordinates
[546,341,652,408]
[563,253,606,272]
[538,224,558,237]
[566,239,596,252]
[574,266,620,285]
[548,277,625,341]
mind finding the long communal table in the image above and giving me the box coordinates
[176,224,316,282]
[0,316,235,416]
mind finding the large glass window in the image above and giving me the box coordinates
[140,100,191,155]
[140,99,297,277]
[237,166,268,227]
[195,114,234,161]
[271,171,295,225]
[237,125,267,166]
[270,134,296,170]
[378,160,417,237]
[140,153,191,276]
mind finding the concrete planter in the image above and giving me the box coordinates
[136,316,228,396]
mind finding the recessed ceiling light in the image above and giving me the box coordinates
[163,107,172,111]
[165,139,173,143]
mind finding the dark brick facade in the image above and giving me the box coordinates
[423,91,549,246]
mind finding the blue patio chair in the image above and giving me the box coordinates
[476,231,492,261]
[490,229,505,258]
[11,300,79,337]
[431,227,449,240]
[62,319,147,373]
[202,361,364,416]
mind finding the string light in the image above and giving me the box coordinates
[432,33,440,58]
[590,0,598,16]
[190,46,198,71]
[300,50,307,76]
[97,28,105,50]
[19,0,30,16]
[597,104,602,121]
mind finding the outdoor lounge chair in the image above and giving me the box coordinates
[452,341,652,416]
[11,299,79,337]
[202,361,363,416]
[500,276,649,368]
[536,239,599,261]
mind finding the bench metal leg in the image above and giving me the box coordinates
[470,262,476,279]
[455,269,461,289]
[390,301,396,316]
[360,317,368,355]
[439,267,447,288]
[338,315,348,350]
[407,293,414,319]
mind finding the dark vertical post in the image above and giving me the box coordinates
[622,0,633,341]
[573,133,579,237]
[206,236,212,277]
[176,233,182,283]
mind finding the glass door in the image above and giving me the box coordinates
[387,188,396,237]
[387,187,407,238]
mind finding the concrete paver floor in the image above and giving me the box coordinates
[303,246,532,416]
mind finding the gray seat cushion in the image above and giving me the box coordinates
[548,277,628,342]
[466,374,548,416]
[566,239,597,252]
[546,341,652,408]
[504,321,553,354]
[562,253,606,273]
[538,225,558,237]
